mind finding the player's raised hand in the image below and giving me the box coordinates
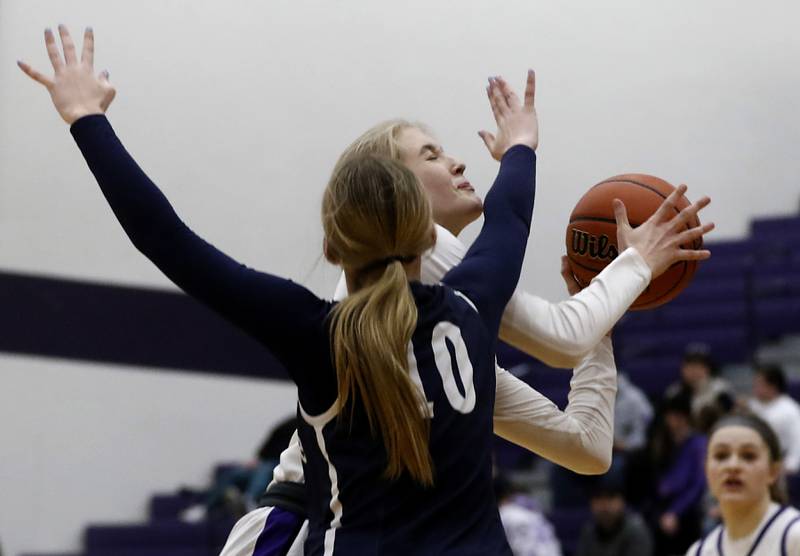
[478,69,538,160]
[18,25,115,124]
[615,184,714,278]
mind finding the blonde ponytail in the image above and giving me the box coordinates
[322,154,435,485]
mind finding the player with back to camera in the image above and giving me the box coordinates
[18,26,714,555]
[688,413,800,555]
[21,24,539,555]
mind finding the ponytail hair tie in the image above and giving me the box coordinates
[361,255,416,274]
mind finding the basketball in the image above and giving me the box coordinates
[565,174,702,310]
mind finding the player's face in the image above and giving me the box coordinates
[706,426,780,508]
[397,127,483,236]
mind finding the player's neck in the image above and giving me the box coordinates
[722,495,772,540]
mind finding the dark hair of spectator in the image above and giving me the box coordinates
[663,390,693,419]
[708,412,788,504]
[755,364,787,394]
[682,343,718,376]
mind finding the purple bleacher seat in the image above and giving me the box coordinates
[620,357,681,399]
[751,216,800,238]
[496,341,535,369]
[546,507,592,556]
[670,276,748,305]
[753,297,800,338]
[209,517,238,549]
[85,550,213,556]
[85,522,209,549]
[752,270,800,297]
[617,325,749,363]
[19,554,81,556]
[531,385,570,410]
[616,310,661,334]
[524,365,574,389]
[658,301,748,328]
[149,492,206,521]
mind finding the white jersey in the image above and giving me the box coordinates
[687,503,800,556]
[749,395,800,474]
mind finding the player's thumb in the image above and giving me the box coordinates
[612,198,630,230]
[477,130,495,151]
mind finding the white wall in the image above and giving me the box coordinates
[1,0,799,554]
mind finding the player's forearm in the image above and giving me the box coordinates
[492,337,616,474]
[499,248,650,368]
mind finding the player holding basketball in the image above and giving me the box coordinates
[687,414,800,555]
[23,23,706,552]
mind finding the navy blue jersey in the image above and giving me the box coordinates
[70,115,536,555]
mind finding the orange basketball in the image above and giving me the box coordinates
[565,174,702,310]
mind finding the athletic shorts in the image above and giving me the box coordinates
[219,506,308,556]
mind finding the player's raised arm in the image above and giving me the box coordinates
[443,70,538,333]
[18,26,333,402]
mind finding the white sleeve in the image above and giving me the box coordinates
[499,248,652,368]
[421,225,651,368]
[492,337,617,474]
[269,431,305,487]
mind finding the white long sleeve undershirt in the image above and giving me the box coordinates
[271,224,651,485]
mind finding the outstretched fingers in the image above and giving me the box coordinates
[673,247,712,261]
[486,82,502,125]
[57,24,78,65]
[489,77,510,117]
[17,60,54,88]
[523,69,535,110]
[650,184,687,224]
[669,195,711,233]
[671,222,715,248]
[495,76,521,109]
[44,28,64,72]
[81,27,94,67]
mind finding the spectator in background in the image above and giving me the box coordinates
[182,416,297,522]
[602,372,654,489]
[577,475,653,556]
[748,364,800,475]
[615,373,654,454]
[614,373,653,456]
[651,392,707,556]
[666,345,733,432]
[495,473,562,556]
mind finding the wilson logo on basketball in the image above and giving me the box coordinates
[571,229,619,261]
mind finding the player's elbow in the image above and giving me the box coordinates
[539,349,585,370]
[566,446,613,475]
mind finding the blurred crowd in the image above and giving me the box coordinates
[494,344,800,556]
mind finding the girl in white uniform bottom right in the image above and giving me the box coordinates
[688,414,800,555]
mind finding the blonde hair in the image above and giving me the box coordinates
[338,119,429,163]
[322,153,436,485]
